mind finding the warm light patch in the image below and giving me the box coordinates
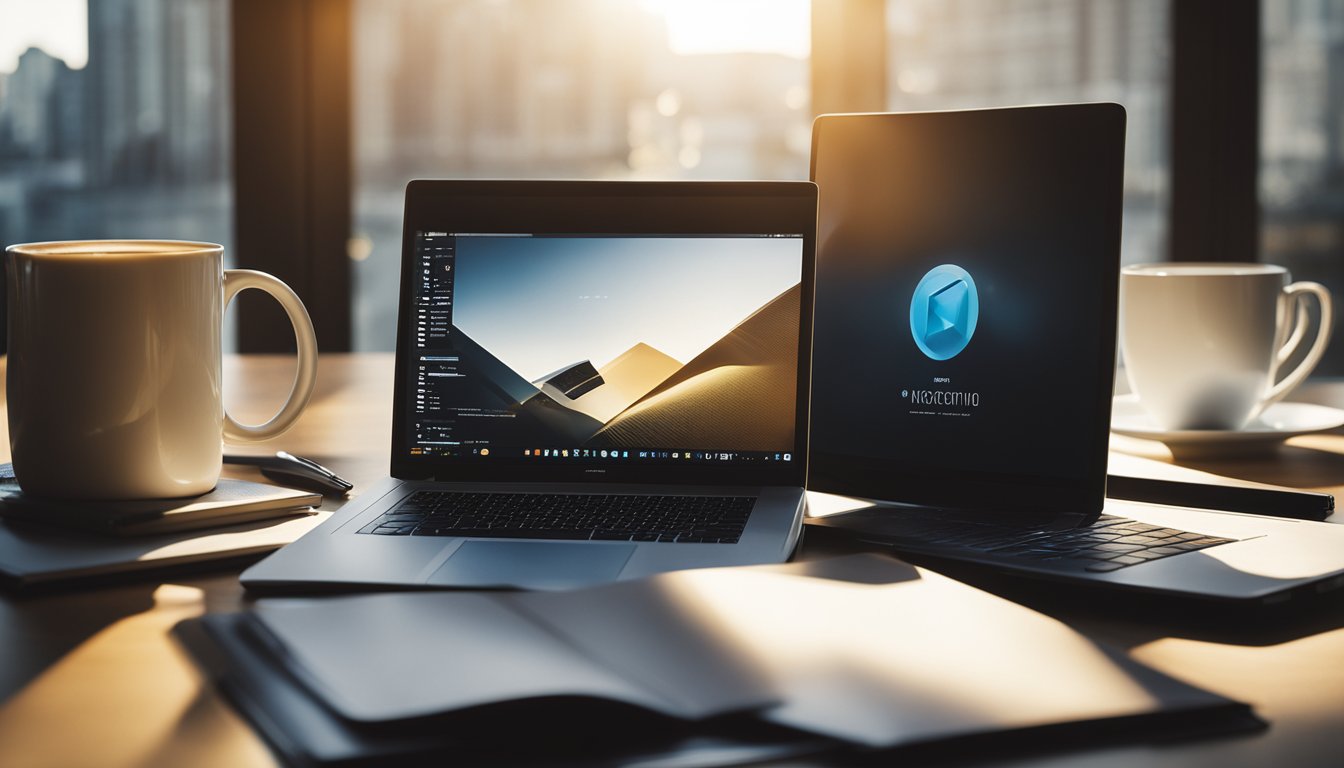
[152,583,207,608]
[347,235,374,262]
[640,0,810,59]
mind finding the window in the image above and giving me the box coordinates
[0,0,233,260]
[1261,0,1344,373]
[351,0,812,350]
[885,0,1170,267]
[12,1,1332,367]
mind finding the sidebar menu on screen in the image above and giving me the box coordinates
[409,233,457,455]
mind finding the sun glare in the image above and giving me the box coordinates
[640,0,810,59]
[0,0,88,73]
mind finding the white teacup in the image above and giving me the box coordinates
[5,240,319,500]
[1120,263,1332,431]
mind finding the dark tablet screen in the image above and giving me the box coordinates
[808,105,1125,515]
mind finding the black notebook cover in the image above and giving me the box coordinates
[173,556,1265,767]
[173,614,830,768]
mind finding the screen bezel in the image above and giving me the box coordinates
[806,104,1125,518]
[391,180,817,487]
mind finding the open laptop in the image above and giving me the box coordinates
[806,104,1344,606]
[243,181,816,591]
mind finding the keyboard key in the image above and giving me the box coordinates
[1094,542,1143,553]
[1117,523,1164,533]
[1131,549,1169,561]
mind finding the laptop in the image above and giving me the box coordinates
[806,104,1344,606]
[243,180,816,591]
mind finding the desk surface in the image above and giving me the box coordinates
[0,354,1341,768]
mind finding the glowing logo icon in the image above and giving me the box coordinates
[909,264,978,360]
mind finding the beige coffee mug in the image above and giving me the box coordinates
[1120,263,1332,431]
[5,240,318,499]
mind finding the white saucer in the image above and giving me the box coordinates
[1110,395,1344,458]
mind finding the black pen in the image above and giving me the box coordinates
[225,452,354,496]
[1106,474,1333,521]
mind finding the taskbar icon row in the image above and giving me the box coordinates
[520,448,792,462]
[411,445,794,462]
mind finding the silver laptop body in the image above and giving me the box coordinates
[244,181,817,591]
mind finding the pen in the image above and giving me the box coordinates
[224,452,354,496]
[1106,474,1333,522]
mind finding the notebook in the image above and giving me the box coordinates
[0,478,319,536]
[178,556,1262,766]
[243,181,817,591]
[806,104,1344,606]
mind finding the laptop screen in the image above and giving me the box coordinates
[399,230,804,473]
[808,105,1125,516]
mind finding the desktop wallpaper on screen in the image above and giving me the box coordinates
[408,234,803,459]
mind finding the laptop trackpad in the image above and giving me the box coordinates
[427,541,636,590]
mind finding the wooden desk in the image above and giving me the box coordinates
[0,355,1341,767]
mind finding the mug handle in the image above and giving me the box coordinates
[1264,280,1333,408]
[221,269,319,442]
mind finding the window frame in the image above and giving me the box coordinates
[233,0,352,352]
[1169,0,1261,264]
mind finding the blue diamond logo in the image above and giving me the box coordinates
[910,264,978,360]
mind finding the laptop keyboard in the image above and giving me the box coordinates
[358,491,755,543]
[874,513,1237,573]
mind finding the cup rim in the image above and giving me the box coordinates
[1122,262,1286,277]
[4,239,224,259]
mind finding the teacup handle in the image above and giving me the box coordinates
[221,269,319,442]
[1264,280,1333,408]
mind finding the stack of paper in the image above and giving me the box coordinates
[0,478,319,536]
[0,479,325,589]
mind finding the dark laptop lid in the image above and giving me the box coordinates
[808,104,1125,520]
[391,180,816,487]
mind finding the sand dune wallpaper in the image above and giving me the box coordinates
[448,236,803,450]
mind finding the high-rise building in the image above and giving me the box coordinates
[1259,0,1344,372]
[1262,0,1344,208]
[351,0,812,349]
[356,0,664,182]
[0,47,82,160]
[83,0,229,186]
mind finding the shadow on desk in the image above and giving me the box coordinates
[0,561,266,705]
[0,583,157,701]
[804,526,1344,649]
[1174,442,1344,495]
